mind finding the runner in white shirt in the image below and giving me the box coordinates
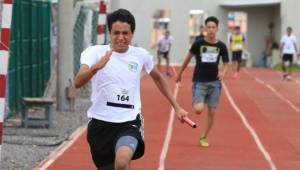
[74,9,188,170]
[280,26,298,80]
[152,30,173,76]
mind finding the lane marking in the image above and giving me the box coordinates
[33,124,87,170]
[245,69,300,113]
[222,81,277,170]
[254,78,300,112]
[158,83,180,170]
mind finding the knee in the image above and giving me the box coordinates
[195,108,204,114]
[115,158,128,170]
[193,103,204,114]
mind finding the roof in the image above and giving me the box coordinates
[219,0,281,7]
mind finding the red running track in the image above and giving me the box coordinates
[35,67,300,170]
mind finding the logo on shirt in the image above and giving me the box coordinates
[121,88,129,95]
[200,46,220,54]
[200,46,220,63]
[128,62,138,72]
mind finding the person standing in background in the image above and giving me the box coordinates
[280,26,298,81]
[195,25,206,42]
[229,26,245,79]
[152,30,173,76]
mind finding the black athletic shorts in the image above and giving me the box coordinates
[157,51,169,59]
[282,54,293,63]
[232,51,243,62]
[87,114,145,167]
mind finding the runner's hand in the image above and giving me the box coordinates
[174,106,188,119]
[93,50,113,71]
[175,74,182,83]
[218,72,225,80]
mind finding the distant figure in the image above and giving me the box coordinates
[152,30,173,76]
[229,26,246,79]
[262,37,273,68]
[195,25,206,42]
[280,26,298,81]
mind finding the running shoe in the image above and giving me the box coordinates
[286,75,292,81]
[199,137,209,147]
[283,73,288,80]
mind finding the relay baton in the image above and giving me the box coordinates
[171,66,182,87]
[171,66,177,75]
[182,116,197,128]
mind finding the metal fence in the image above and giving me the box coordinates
[8,0,51,115]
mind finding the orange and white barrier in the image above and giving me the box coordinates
[97,0,106,44]
[0,0,13,159]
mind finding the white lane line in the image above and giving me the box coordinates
[244,69,300,113]
[254,78,300,112]
[158,83,180,170]
[34,124,87,170]
[222,82,277,170]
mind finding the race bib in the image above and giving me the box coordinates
[286,44,292,50]
[235,44,242,50]
[105,85,135,108]
[201,53,218,63]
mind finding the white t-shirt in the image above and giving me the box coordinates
[158,36,173,52]
[80,45,154,123]
[281,34,297,54]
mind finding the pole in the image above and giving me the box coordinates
[57,0,74,111]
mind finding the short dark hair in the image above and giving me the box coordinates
[205,16,219,26]
[107,8,136,33]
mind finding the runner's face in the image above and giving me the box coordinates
[287,28,292,35]
[205,22,218,39]
[165,31,170,38]
[110,21,133,52]
[235,28,241,34]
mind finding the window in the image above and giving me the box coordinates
[151,9,171,45]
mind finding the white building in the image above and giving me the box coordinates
[109,0,300,66]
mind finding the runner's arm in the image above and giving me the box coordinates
[150,67,188,118]
[176,52,194,82]
[74,50,112,88]
[294,42,298,55]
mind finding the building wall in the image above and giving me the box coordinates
[281,0,300,45]
[110,0,293,65]
[110,0,228,64]
[225,5,281,65]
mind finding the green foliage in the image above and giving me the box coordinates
[272,63,300,72]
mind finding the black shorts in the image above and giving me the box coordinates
[157,51,169,59]
[282,54,293,63]
[232,51,243,62]
[87,114,145,167]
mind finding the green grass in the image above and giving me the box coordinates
[273,63,300,72]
